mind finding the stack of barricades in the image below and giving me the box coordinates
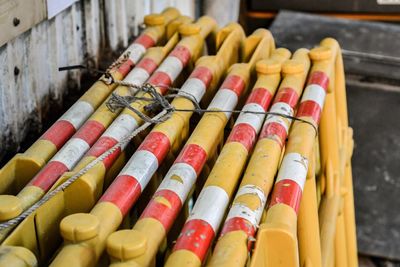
[0,8,357,267]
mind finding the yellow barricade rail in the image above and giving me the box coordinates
[207,48,310,267]
[106,28,275,267]
[0,7,180,196]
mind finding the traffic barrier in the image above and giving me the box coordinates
[0,17,194,265]
[165,48,291,267]
[0,10,358,266]
[249,38,357,267]
[106,28,275,267]
[0,15,198,223]
[0,8,180,196]
[0,35,179,223]
[48,16,218,267]
[207,48,310,267]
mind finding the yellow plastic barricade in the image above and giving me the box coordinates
[51,17,216,266]
[0,8,180,196]
[207,48,310,267]
[250,38,357,267]
[0,16,200,266]
[106,29,275,267]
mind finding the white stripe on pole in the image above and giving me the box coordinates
[59,101,94,129]
[188,185,229,232]
[52,138,90,169]
[275,152,309,190]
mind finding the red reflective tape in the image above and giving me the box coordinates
[136,57,158,74]
[86,136,121,170]
[134,34,155,49]
[273,87,299,109]
[269,179,302,214]
[169,45,191,66]
[138,132,171,165]
[173,219,215,261]
[29,161,69,191]
[189,66,213,88]
[140,189,182,231]
[117,59,135,76]
[245,88,272,110]
[147,71,172,94]
[74,120,106,146]
[87,136,117,157]
[40,120,76,150]
[259,121,287,148]
[175,144,207,175]
[227,123,257,151]
[308,71,329,91]
[221,217,255,237]
[221,75,246,96]
[100,174,142,216]
[296,100,322,124]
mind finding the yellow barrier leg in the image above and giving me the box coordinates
[334,206,348,267]
[298,146,322,267]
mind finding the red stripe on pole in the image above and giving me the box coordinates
[220,217,255,238]
[174,144,207,175]
[29,161,69,191]
[245,88,272,110]
[140,189,182,231]
[99,174,142,216]
[87,136,117,158]
[147,71,172,94]
[227,123,257,151]
[189,66,213,88]
[273,87,299,109]
[221,75,246,96]
[86,136,121,170]
[259,121,287,148]
[173,219,215,262]
[308,71,329,91]
[117,59,135,77]
[134,34,156,49]
[40,120,76,150]
[74,120,106,146]
[169,45,191,66]
[296,100,322,124]
[136,57,158,74]
[138,132,171,165]
[269,179,303,214]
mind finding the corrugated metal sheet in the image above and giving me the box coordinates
[0,0,195,162]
